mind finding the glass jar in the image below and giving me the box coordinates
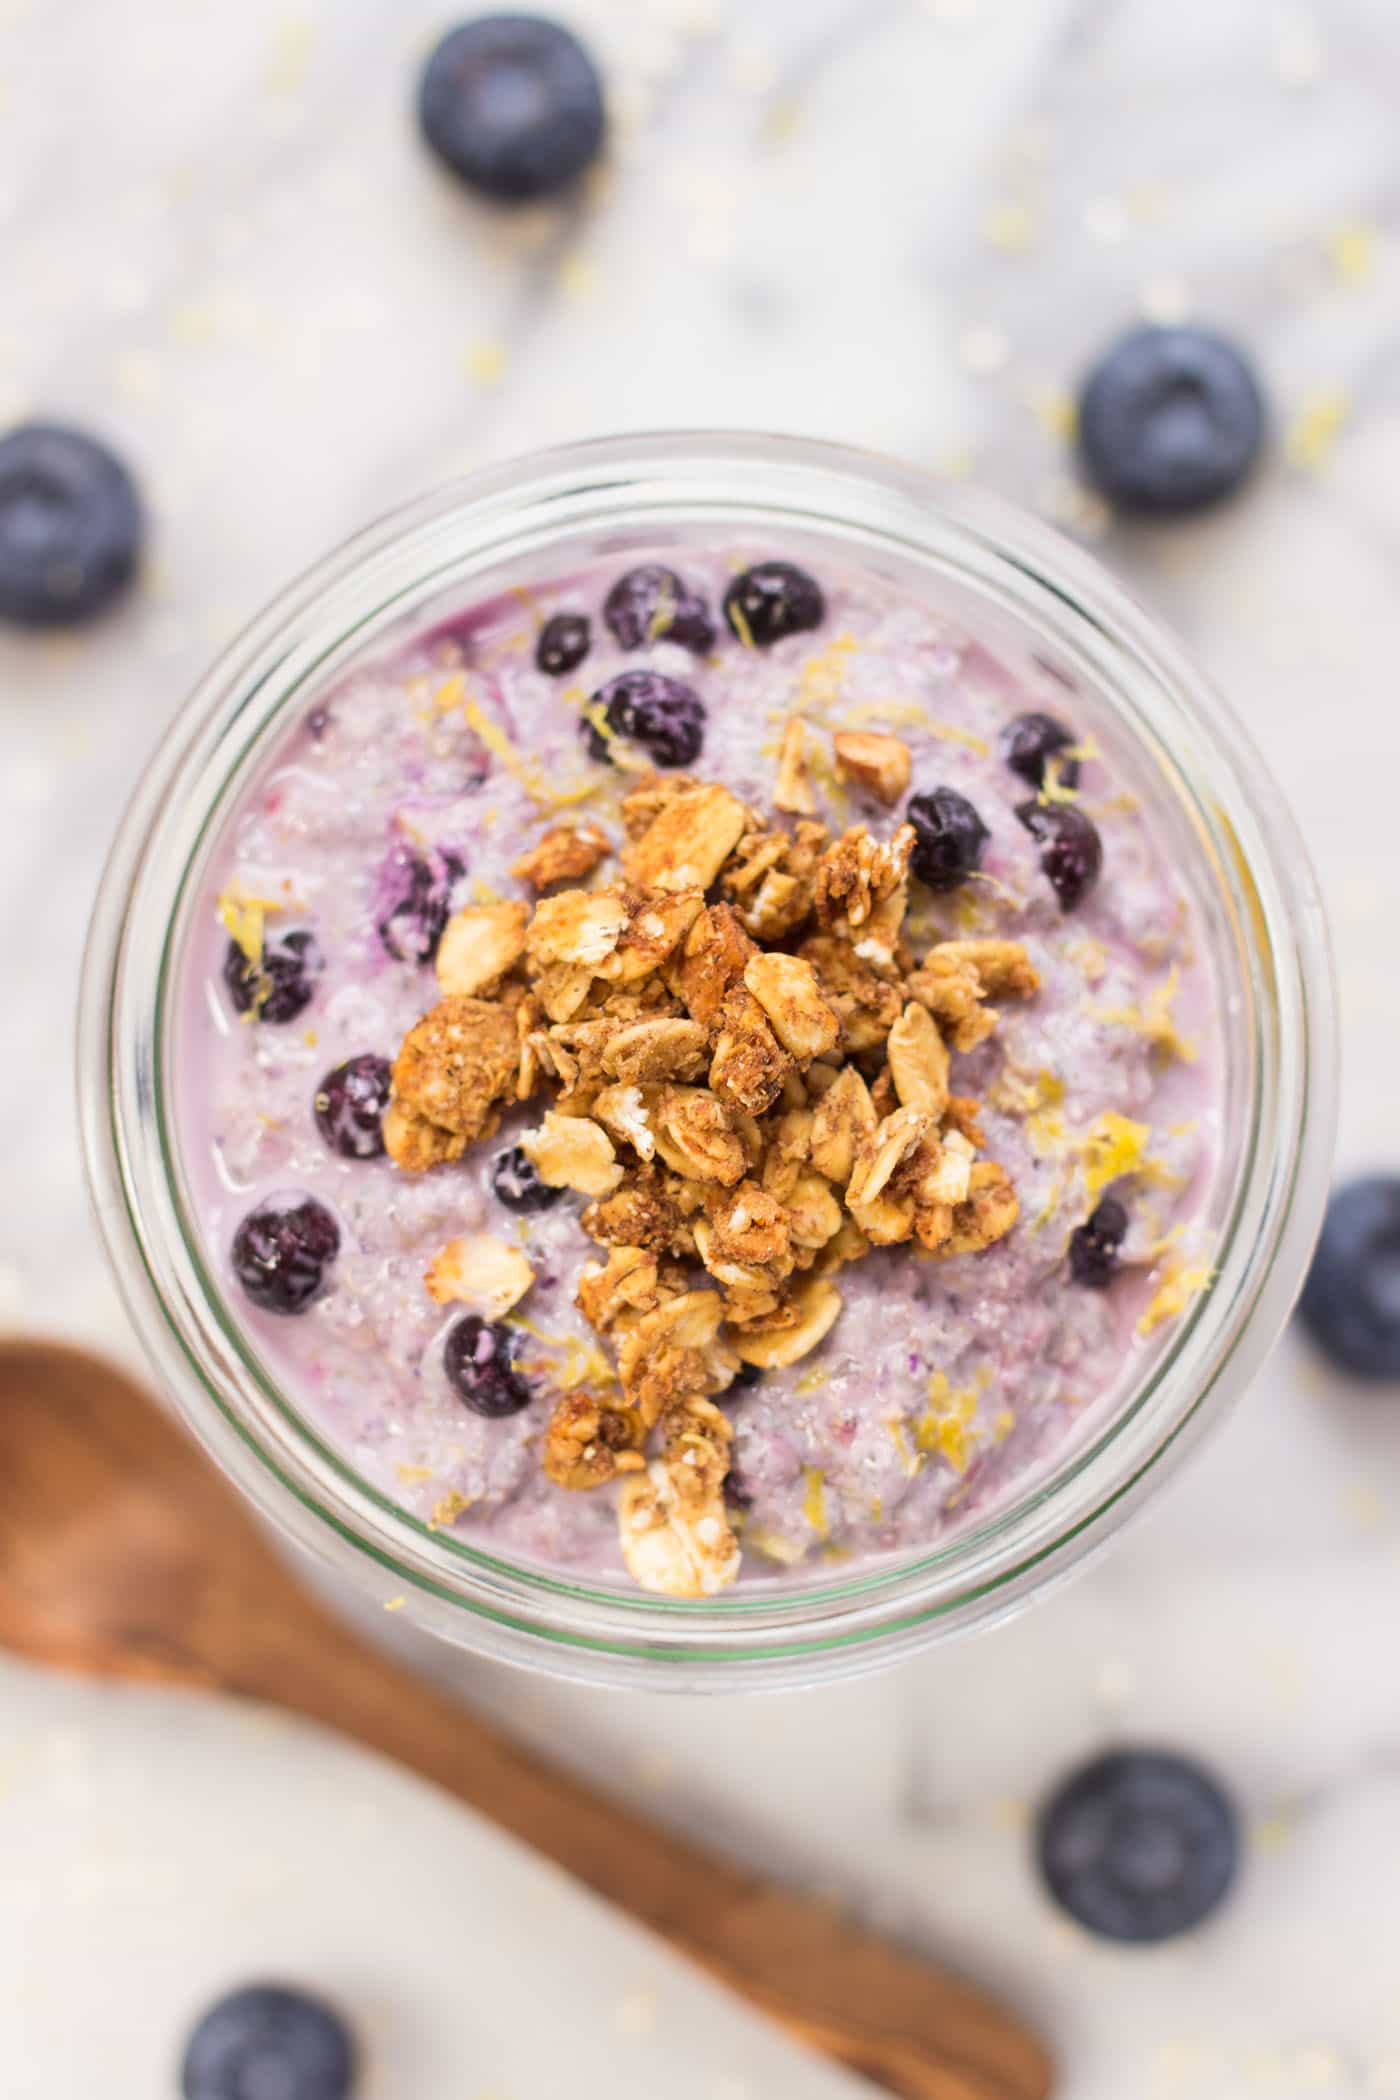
[80,432,1337,1690]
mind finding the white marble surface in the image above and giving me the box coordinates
[4,0,1400,2092]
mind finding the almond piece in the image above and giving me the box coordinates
[832,730,912,806]
[435,899,529,996]
[652,1086,748,1185]
[527,888,628,969]
[774,716,817,815]
[602,1017,709,1086]
[424,1234,534,1318]
[592,1081,656,1162]
[808,1065,877,1187]
[622,783,750,893]
[511,823,611,891]
[521,1110,624,1196]
[617,1447,740,1598]
[730,1279,843,1369]
[887,1001,951,1117]
[742,952,841,1064]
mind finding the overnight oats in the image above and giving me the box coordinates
[85,437,1333,1679]
[179,545,1220,1600]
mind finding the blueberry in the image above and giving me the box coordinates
[181,1982,355,2100]
[491,1142,563,1213]
[314,1055,393,1160]
[584,670,706,768]
[1078,325,1265,517]
[0,422,143,628]
[417,15,605,204]
[730,1361,764,1390]
[376,846,463,964]
[1069,1196,1129,1289]
[1037,1749,1238,1944]
[722,561,825,648]
[444,1314,533,1416]
[1002,711,1080,792]
[1016,800,1103,911]
[907,787,990,892]
[1297,1176,1400,1379]
[535,610,590,676]
[223,929,323,1024]
[603,564,715,654]
[232,1195,340,1317]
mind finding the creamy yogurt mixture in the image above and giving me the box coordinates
[176,544,1219,1590]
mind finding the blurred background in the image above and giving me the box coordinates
[5,0,1400,2094]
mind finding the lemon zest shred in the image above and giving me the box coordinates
[1089,964,1199,1065]
[464,698,529,783]
[1063,936,1109,983]
[217,885,283,967]
[1081,1112,1152,1199]
[886,1419,922,1478]
[793,632,859,717]
[1039,753,1080,804]
[802,1467,829,1540]
[645,576,678,643]
[915,1372,981,1473]
[1138,1257,1214,1337]
[925,719,991,757]
[835,697,929,730]
[428,1489,473,1530]
[729,602,755,649]
[578,700,650,774]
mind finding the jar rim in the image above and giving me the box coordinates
[79,430,1337,1688]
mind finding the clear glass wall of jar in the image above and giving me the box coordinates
[80,434,1337,1689]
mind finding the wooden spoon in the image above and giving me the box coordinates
[0,1341,1050,2100]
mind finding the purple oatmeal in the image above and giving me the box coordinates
[176,546,1218,1596]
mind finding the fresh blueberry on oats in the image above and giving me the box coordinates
[0,422,143,627]
[445,1314,533,1416]
[1002,711,1081,792]
[1069,1196,1129,1289]
[1298,1176,1400,1379]
[222,929,323,1024]
[603,564,715,654]
[535,610,591,676]
[376,846,463,965]
[907,786,990,891]
[1078,325,1265,517]
[723,561,825,648]
[417,14,605,204]
[314,1055,393,1161]
[181,1982,355,2100]
[584,669,706,768]
[1016,800,1103,911]
[232,1196,340,1316]
[491,1142,563,1213]
[1037,1749,1238,1943]
[730,1361,764,1391]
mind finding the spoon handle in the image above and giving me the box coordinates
[225,1601,1051,2100]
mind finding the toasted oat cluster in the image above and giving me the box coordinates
[385,762,1038,1598]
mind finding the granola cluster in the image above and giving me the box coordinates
[385,755,1038,1598]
